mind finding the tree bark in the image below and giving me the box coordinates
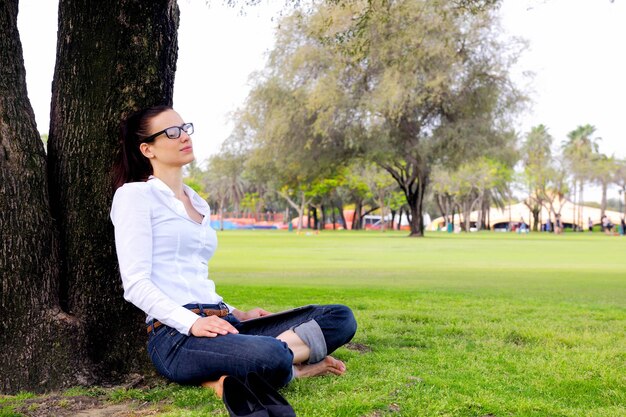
[406,181,427,237]
[0,0,84,393]
[47,0,179,382]
[1,0,179,393]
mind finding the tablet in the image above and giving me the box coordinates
[240,304,316,324]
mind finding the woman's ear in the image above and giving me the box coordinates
[139,142,154,159]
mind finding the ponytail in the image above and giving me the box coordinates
[112,105,172,190]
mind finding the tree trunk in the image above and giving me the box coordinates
[462,201,471,232]
[51,0,179,383]
[532,206,540,232]
[311,206,318,230]
[435,193,445,221]
[406,176,428,237]
[578,181,584,231]
[600,182,607,217]
[351,199,362,230]
[481,198,489,231]
[337,201,347,230]
[474,195,482,231]
[378,195,386,232]
[278,190,307,232]
[0,0,85,393]
[381,158,428,237]
[4,0,179,392]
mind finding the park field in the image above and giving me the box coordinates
[213,230,626,417]
[2,231,625,416]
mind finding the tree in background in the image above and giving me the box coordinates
[432,167,458,229]
[247,0,524,236]
[204,150,246,230]
[339,164,375,230]
[589,153,618,217]
[360,163,399,232]
[433,157,512,231]
[520,125,553,230]
[562,124,600,230]
[232,50,356,231]
[614,159,626,217]
[539,159,570,227]
[184,160,209,200]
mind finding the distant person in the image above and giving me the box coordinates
[110,106,356,411]
[588,217,593,232]
[545,217,552,233]
[555,214,562,234]
[602,214,613,235]
[621,217,625,236]
[518,217,528,234]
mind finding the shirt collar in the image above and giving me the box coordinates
[148,175,209,215]
[147,176,174,195]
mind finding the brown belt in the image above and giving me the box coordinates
[146,307,229,334]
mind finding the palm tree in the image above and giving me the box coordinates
[562,124,600,230]
[614,159,626,217]
[589,154,617,217]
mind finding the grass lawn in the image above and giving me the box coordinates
[2,230,625,416]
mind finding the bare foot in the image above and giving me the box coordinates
[294,356,346,378]
[201,375,227,398]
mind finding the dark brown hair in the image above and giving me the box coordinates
[112,105,172,190]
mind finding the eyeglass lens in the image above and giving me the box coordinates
[164,123,194,139]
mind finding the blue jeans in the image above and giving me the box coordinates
[147,303,357,387]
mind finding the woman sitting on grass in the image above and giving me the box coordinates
[110,105,357,397]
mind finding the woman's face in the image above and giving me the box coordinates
[140,109,195,171]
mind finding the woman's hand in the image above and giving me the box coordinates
[232,307,272,321]
[190,316,239,338]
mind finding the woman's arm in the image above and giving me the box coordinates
[231,307,272,321]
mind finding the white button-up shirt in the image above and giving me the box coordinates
[111,177,230,335]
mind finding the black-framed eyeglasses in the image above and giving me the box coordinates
[143,123,194,142]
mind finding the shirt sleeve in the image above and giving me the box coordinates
[110,184,199,335]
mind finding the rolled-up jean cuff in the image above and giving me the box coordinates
[293,319,327,364]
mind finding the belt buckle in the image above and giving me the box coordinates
[218,302,228,313]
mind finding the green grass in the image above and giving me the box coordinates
[212,231,625,417]
[2,231,625,416]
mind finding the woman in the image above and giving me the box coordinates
[110,105,357,394]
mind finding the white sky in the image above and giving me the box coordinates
[499,0,626,159]
[17,0,626,199]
